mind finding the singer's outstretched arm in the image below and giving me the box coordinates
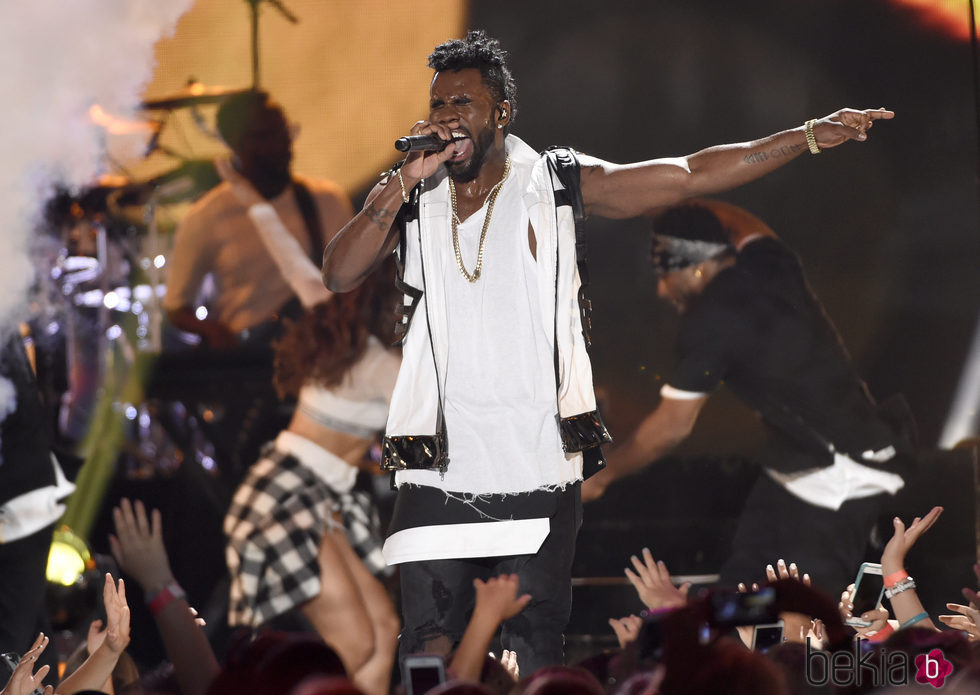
[579,108,893,219]
[322,121,458,292]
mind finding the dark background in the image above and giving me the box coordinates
[460,0,980,634]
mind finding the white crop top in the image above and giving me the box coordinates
[297,337,401,439]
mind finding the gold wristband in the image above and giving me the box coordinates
[396,167,411,204]
[805,119,821,155]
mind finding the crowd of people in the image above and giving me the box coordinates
[1,27,975,695]
[5,500,980,695]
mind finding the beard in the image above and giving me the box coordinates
[446,126,495,183]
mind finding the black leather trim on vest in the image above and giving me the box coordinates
[558,410,613,452]
[381,431,449,472]
[390,163,423,345]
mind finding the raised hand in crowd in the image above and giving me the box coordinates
[764,559,822,645]
[625,548,690,612]
[57,574,130,695]
[498,649,519,681]
[939,561,980,640]
[879,506,943,631]
[734,581,761,648]
[449,574,531,682]
[838,584,890,639]
[109,497,174,595]
[734,559,822,648]
[608,615,643,649]
[109,497,219,695]
[0,633,53,695]
[938,603,980,640]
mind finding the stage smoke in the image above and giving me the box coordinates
[0,1,193,440]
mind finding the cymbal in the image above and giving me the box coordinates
[141,84,252,110]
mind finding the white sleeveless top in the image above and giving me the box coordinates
[396,171,570,494]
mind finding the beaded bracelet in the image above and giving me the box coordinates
[899,611,929,629]
[884,577,916,600]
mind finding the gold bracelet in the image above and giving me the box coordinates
[396,167,411,204]
[805,119,821,155]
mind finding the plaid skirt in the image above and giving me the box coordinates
[224,444,390,628]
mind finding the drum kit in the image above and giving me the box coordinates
[36,83,250,475]
[37,0,306,485]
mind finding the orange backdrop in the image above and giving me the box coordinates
[124,0,466,194]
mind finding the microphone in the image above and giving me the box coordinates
[394,134,465,152]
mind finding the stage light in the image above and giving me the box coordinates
[888,0,976,41]
[46,526,94,587]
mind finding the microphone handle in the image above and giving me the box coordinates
[394,134,463,152]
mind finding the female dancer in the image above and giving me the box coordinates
[216,159,400,695]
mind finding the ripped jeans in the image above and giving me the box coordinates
[397,485,582,675]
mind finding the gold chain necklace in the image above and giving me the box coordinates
[449,156,511,283]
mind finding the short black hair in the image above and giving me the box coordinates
[651,203,730,245]
[428,29,518,123]
[215,89,280,150]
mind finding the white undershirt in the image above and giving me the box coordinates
[397,173,572,495]
[384,173,573,563]
[661,384,904,510]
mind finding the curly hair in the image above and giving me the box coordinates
[428,29,518,124]
[273,258,400,399]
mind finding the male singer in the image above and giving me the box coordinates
[322,29,893,670]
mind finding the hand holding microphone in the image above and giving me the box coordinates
[395,121,462,183]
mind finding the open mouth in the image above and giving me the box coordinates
[448,130,472,162]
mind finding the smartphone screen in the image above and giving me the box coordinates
[849,563,884,624]
[709,586,778,628]
[751,621,785,652]
[403,656,446,695]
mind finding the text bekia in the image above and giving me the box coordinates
[805,638,953,689]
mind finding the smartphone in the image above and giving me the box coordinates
[846,562,884,627]
[751,621,785,652]
[708,586,779,628]
[401,654,446,695]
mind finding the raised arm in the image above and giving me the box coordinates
[879,507,944,631]
[449,574,531,682]
[109,498,220,695]
[580,108,894,219]
[56,574,130,695]
[322,120,458,292]
[216,158,333,309]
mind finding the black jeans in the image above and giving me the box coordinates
[398,485,582,675]
[720,473,888,596]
